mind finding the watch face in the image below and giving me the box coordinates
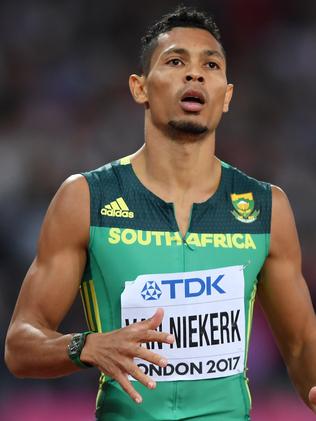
[68,334,83,357]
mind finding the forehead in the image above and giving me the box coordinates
[151,27,224,62]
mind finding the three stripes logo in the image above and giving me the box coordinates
[100,197,134,218]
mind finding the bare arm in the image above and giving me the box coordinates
[258,186,316,412]
[5,175,174,403]
[5,175,90,377]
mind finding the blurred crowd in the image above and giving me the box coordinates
[1,0,316,419]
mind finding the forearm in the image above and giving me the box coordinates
[5,321,81,378]
[286,335,316,410]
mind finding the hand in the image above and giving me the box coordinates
[80,308,174,404]
[308,386,316,412]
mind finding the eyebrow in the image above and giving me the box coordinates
[204,49,225,60]
[161,47,225,61]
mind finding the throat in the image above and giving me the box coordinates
[173,203,193,238]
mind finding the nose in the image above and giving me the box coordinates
[185,73,204,83]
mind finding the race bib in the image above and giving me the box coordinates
[121,266,245,381]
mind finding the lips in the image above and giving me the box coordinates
[180,89,206,113]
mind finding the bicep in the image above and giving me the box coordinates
[258,186,315,358]
[9,175,90,331]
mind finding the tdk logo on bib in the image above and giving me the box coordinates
[162,275,225,299]
[141,275,225,300]
[141,281,162,301]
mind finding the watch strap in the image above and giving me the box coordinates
[68,331,93,369]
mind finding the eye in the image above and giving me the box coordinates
[206,61,220,70]
[167,58,183,66]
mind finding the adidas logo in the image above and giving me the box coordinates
[100,197,134,218]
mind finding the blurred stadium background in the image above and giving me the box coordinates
[1,0,316,419]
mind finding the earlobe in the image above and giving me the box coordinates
[129,74,148,104]
[223,83,234,113]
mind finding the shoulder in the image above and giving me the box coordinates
[222,161,271,193]
[52,174,90,211]
[222,161,272,216]
[222,162,289,209]
[268,184,300,257]
[271,184,291,209]
[82,160,122,185]
[267,184,295,227]
[220,161,272,232]
[270,184,296,232]
[40,174,90,248]
[61,173,89,191]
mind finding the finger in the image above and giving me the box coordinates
[116,372,143,404]
[308,386,316,406]
[143,330,174,344]
[127,362,157,390]
[135,347,168,367]
[143,308,164,330]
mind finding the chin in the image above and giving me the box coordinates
[168,119,208,135]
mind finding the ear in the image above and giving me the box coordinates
[129,74,148,104]
[223,83,234,113]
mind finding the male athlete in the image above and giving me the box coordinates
[5,6,316,420]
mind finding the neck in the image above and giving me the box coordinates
[131,119,221,202]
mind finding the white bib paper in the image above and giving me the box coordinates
[121,265,245,381]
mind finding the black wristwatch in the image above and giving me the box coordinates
[67,332,93,368]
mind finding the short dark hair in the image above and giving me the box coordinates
[140,5,224,75]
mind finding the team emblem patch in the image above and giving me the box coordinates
[230,192,260,224]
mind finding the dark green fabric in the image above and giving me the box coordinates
[81,158,271,421]
[82,160,271,234]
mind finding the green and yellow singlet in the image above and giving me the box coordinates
[81,157,271,420]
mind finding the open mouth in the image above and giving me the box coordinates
[180,90,205,112]
[181,95,205,105]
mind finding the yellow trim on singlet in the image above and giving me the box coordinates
[120,155,131,165]
[244,283,257,408]
[81,282,96,331]
[246,284,257,350]
[79,288,89,328]
[89,280,102,332]
[245,376,252,410]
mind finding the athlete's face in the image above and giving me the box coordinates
[130,27,233,137]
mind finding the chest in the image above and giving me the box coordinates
[92,188,267,281]
[173,201,194,238]
[82,162,271,334]
[89,190,267,318]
